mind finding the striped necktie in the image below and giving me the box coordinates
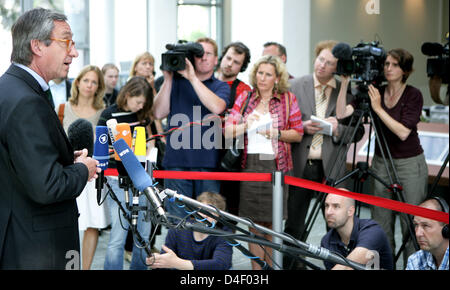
[45,89,55,109]
[311,85,327,149]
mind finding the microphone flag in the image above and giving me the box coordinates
[93,126,109,170]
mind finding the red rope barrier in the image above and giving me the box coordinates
[104,168,449,223]
[284,176,448,224]
[153,170,272,182]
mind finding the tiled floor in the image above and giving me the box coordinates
[84,199,406,270]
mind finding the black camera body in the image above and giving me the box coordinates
[333,41,386,85]
[161,42,204,72]
[422,41,449,84]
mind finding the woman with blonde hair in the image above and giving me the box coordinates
[130,52,157,93]
[60,65,109,270]
[61,65,105,131]
[224,55,304,269]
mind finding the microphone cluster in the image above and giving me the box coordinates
[93,119,168,224]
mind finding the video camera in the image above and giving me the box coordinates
[332,41,386,85]
[161,42,204,72]
[421,39,449,84]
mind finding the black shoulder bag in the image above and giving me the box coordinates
[220,91,252,171]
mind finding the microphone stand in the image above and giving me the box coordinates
[165,189,367,270]
[104,179,152,257]
[184,223,327,270]
[96,170,105,205]
[180,200,325,270]
[172,199,275,270]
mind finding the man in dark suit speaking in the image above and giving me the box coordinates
[0,8,99,269]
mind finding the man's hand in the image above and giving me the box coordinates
[177,58,197,82]
[162,70,174,81]
[324,116,339,136]
[74,149,100,181]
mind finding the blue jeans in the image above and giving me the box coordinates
[103,177,151,270]
[163,167,220,222]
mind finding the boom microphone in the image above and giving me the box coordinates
[68,118,94,157]
[421,42,445,56]
[93,126,109,205]
[113,138,168,223]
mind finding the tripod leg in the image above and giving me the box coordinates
[429,153,449,197]
[368,111,420,254]
[325,113,363,184]
[300,192,324,242]
[299,111,366,250]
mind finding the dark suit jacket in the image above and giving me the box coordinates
[0,65,89,269]
[65,79,72,100]
[289,75,355,182]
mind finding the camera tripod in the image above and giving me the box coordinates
[300,83,420,267]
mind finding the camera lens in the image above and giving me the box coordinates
[170,58,179,66]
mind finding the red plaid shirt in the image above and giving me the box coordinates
[225,89,303,173]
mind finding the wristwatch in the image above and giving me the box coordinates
[278,130,282,139]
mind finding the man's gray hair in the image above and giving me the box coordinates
[10,8,67,66]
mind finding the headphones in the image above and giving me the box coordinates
[431,196,449,239]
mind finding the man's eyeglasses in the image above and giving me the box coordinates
[50,38,75,52]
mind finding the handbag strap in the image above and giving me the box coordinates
[58,103,65,125]
[240,90,252,117]
[284,92,290,126]
[229,79,241,108]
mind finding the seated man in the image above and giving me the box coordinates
[406,197,449,270]
[146,192,232,270]
[320,193,393,270]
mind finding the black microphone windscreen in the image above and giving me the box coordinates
[332,42,353,60]
[421,42,444,56]
[68,118,94,157]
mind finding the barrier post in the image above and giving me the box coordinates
[272,171,284,270]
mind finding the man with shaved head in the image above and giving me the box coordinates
[406,198,449,270]
[320,193,393,270]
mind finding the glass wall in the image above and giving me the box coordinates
[0,0,225,77]
[0,0,20,74]
[0,0,89,78]
[177,0,223,50]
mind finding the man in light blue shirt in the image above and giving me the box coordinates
[406,198,449,270]
[49,77,71,108]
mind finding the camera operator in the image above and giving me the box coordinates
[336,48,428,265]
[283,40,355,270]
[153,37,230,221]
